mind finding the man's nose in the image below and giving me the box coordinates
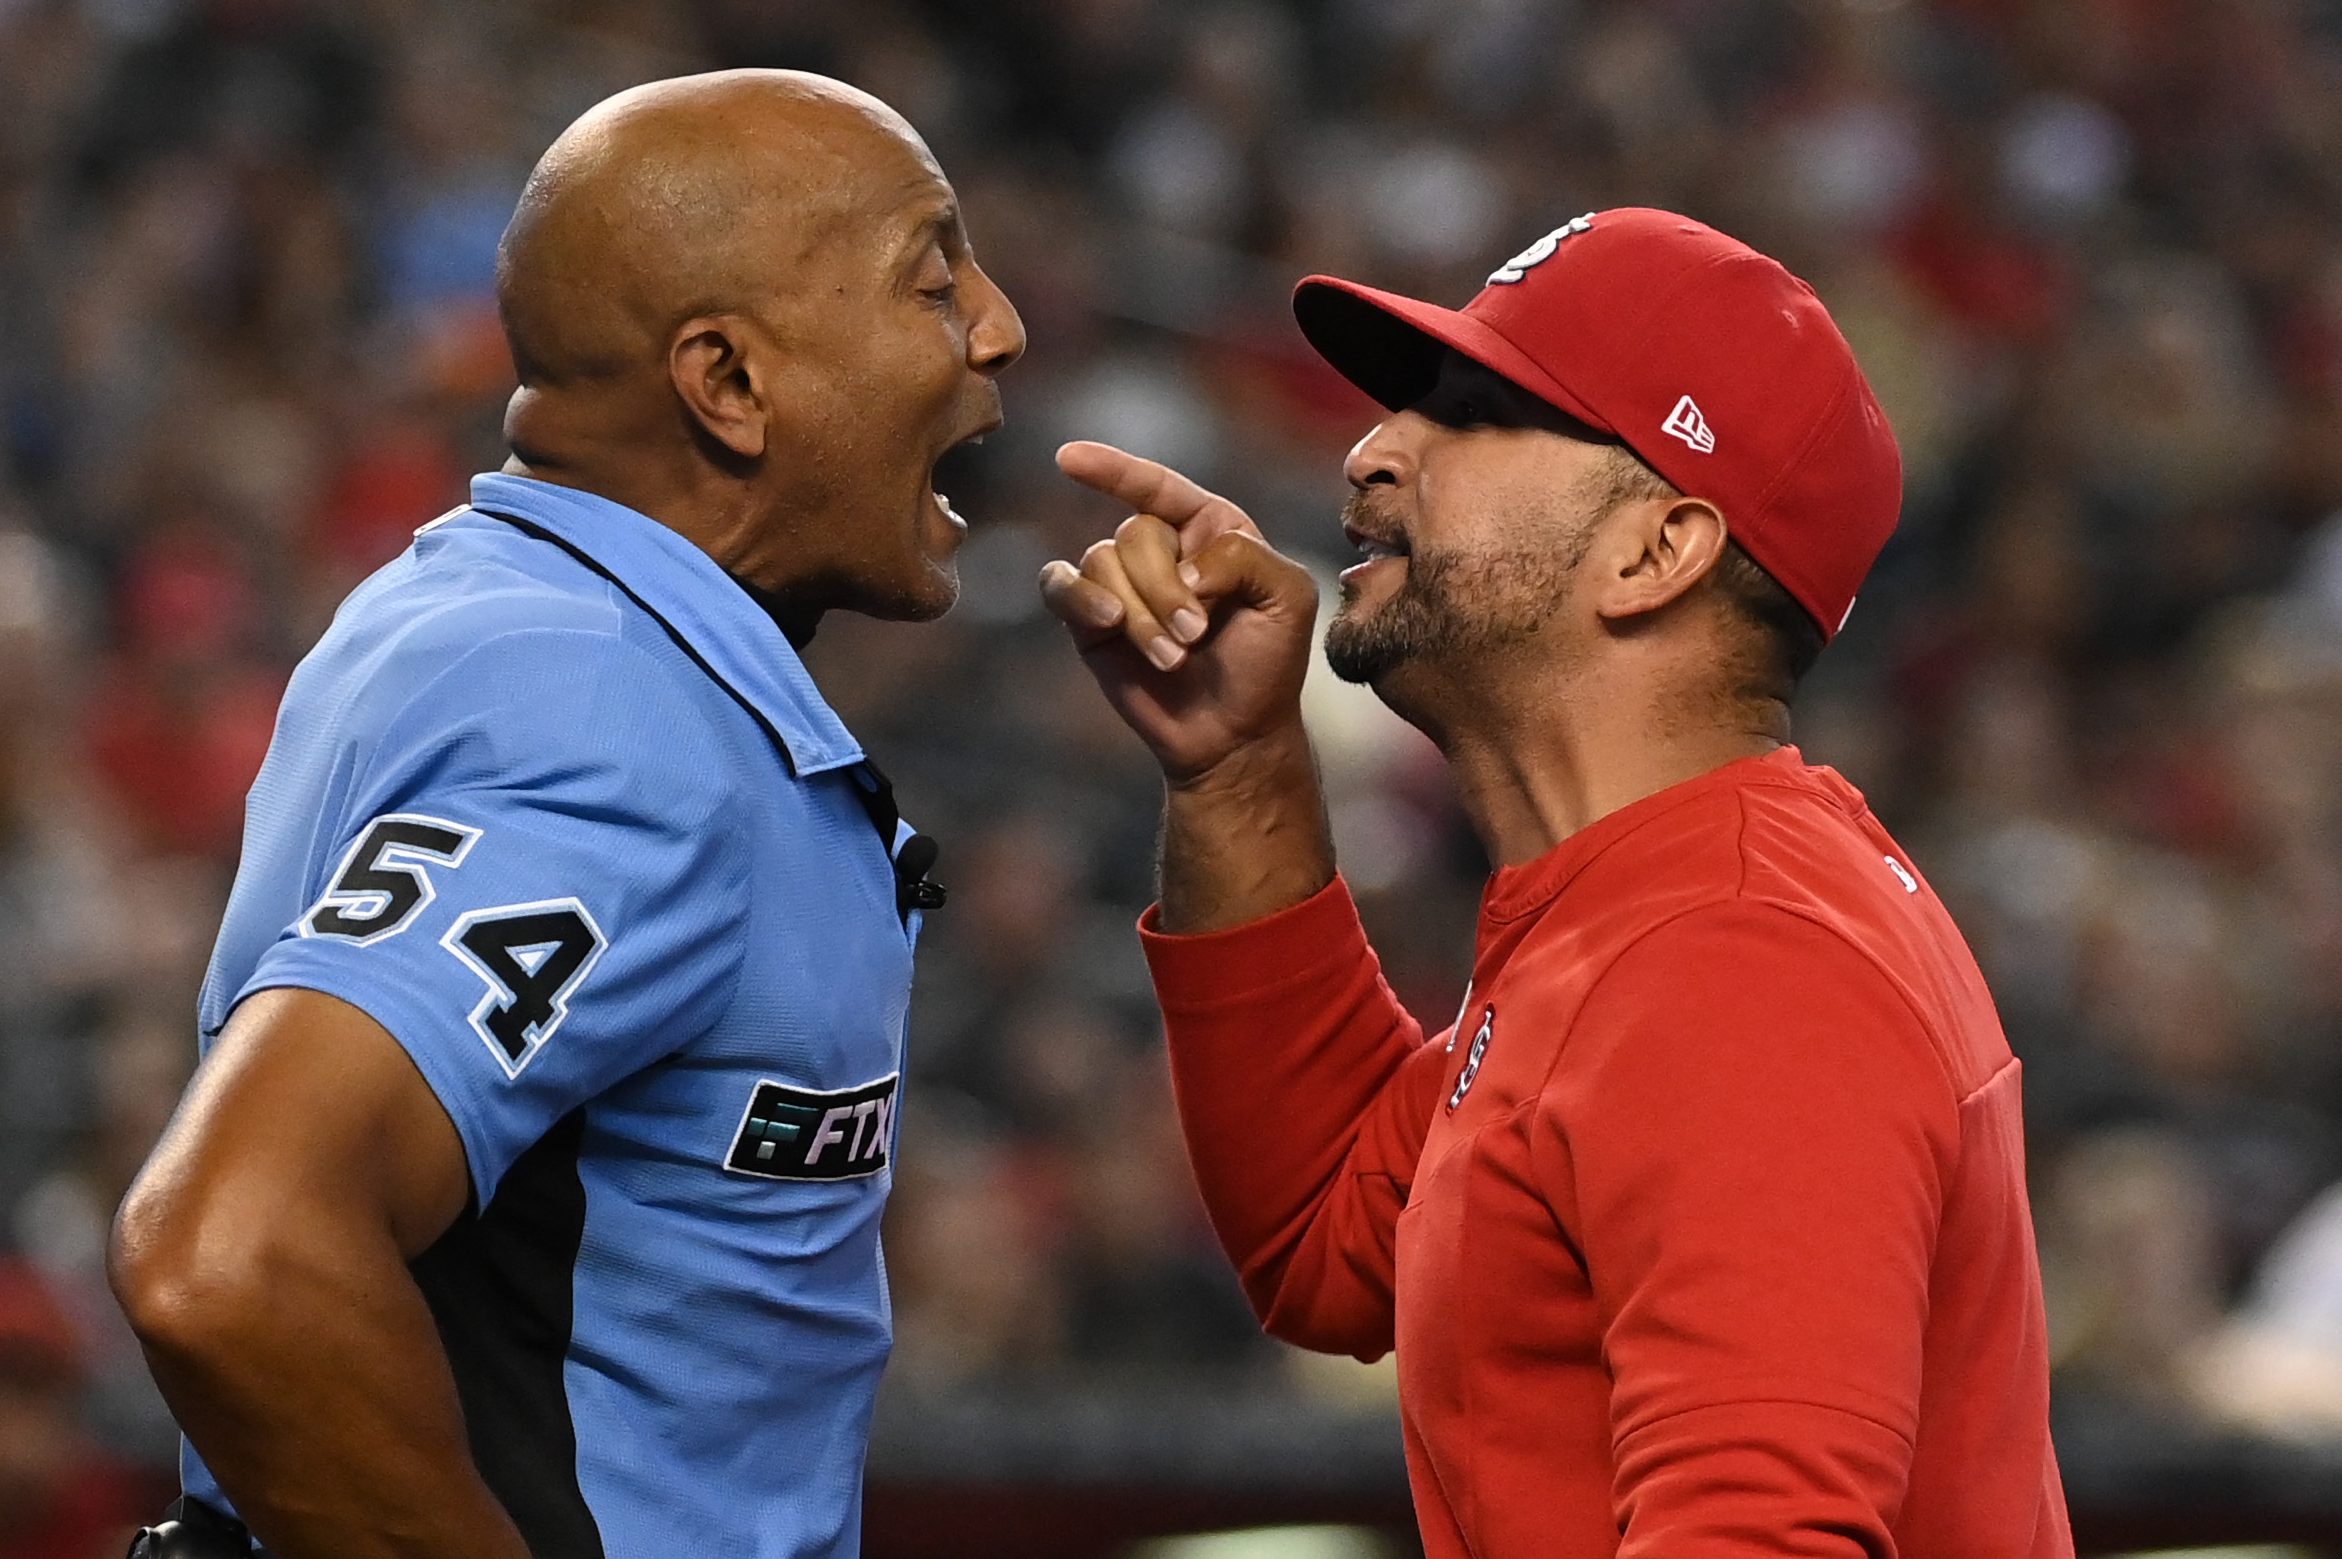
[1343,413,1424,490]
[966,264,1027,377]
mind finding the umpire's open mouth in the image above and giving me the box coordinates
[930,415,1001,527]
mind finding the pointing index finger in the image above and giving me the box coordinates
[1055,441,1259,544]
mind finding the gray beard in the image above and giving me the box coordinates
[1323,526,1589,688]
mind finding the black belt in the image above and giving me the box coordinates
[126,1497,259,1559]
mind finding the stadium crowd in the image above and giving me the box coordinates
[2,0,2342,1542]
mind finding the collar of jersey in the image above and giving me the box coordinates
[1479,746,1815,923]
[462,473,865,777]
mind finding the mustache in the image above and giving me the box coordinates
[1340,490,1409,544]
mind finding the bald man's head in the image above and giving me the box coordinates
[498,71,933,385]
[494,70,1025,630]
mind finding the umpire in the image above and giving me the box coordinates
[109,71,1023,1559]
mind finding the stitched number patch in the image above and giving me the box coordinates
[301,815,481,945]
[440,899,608,1078]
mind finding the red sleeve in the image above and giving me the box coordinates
[1534,902,1961,1556]
[1140,877,1449,1358]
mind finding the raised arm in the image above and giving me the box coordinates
[1042,442,1443,1354]
[1040,437,1336,928]
[1141,882,1451,1354]
[110,988,530,1559]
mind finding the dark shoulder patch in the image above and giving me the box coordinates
[726,1076,898,1182]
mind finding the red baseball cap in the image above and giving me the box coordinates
[1293,208,1902,640]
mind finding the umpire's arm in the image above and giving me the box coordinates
[111,986,532,1559]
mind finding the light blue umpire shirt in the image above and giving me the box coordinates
[186,471,930,1557]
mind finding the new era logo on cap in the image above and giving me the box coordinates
[1662,394,1715,454]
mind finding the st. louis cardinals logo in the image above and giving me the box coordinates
[1487,213,1594,285]
[1448,1006,1495,1112]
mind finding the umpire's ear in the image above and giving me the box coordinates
[668,313,771,461]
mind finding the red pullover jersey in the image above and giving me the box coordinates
[1140,749,2071,1557]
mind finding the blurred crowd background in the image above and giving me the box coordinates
[4,0,2342,1552]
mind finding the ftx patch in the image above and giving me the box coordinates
[726,1075,899,1181]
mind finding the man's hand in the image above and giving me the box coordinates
[1039,440,1320,785]
[1042,440,1336,933]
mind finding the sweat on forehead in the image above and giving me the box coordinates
[495,69,944,384]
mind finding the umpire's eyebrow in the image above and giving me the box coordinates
[892,200,966,263]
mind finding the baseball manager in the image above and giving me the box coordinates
[1042,209,2069,1556]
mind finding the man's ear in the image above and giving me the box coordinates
[1592,496,1729,625]
[668,314,769,461]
